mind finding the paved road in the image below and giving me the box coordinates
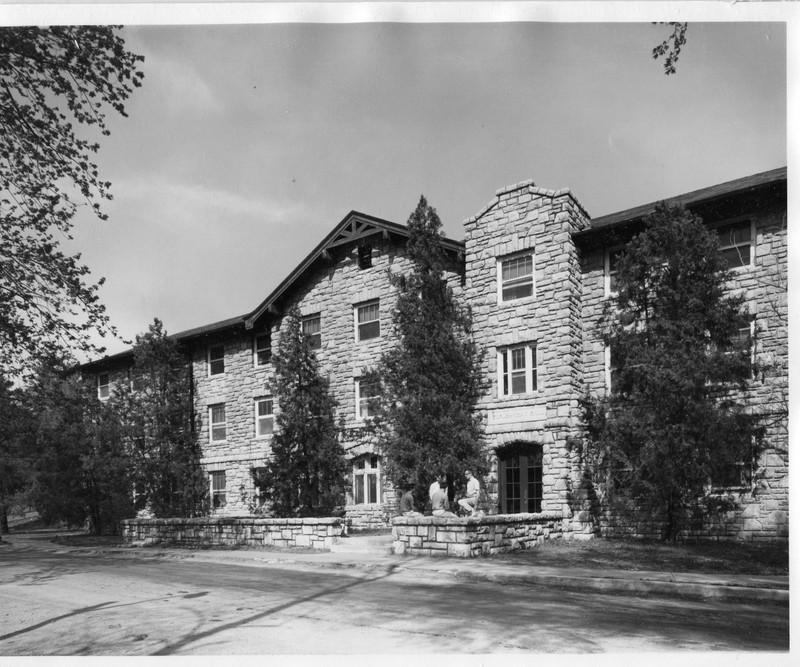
[0,540,789,655]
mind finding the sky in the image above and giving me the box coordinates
[21,3,788,359]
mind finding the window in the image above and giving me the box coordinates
[499,252,534,302]
[605,345,622,393]
[358,242,372,269]
[605,247,624,296]
[498,446,543,514]
[254,333,271,366]
[356,378,380,420]
[208,345,225,376]
[716,220,752,269]
[356,301,380,341]
[210,471,227,509]
[255,397,274,437]
[302,314,321,350]
[209,403,226,442]
[498,344,537,396]
[97,372,110,400]
[353,455,380,504]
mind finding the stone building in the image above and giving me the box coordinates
[83,167,788,540]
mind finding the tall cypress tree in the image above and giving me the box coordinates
[120,319,207,517]
[579,203,761,540]
[373,196,486,504]
[264,307,347,517]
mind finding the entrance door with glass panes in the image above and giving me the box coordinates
[498,445,543,514]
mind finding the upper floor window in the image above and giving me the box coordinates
[498,252,534,302]
[356,378,380,420]
[356,300,380,341]
[716,220,752,269]
[254,333,271,366]
[255,397,274,437]
[209,403,226,442]
[358,242,373,269]
[605,247,624,296]
[208,345,225,376]
[302,314,322,350]
[97,372,110,401]
[498,344,537,396]
[353,455,380,504]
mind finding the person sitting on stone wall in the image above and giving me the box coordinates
[398,485,421,517]
[457,469,481,517]
[431,485,457,518]
[428,472,445,502]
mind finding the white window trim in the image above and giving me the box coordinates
[712,217,754,271]
[355,377,379,421]
[97,372,110,401]
[253,333,271,367]
[301,313,322,349]
[354,300,381,342]
[604,245,625,297]
[254,397,274,438]
[353,455,381,505]
[497,250,535,303]
[208,344,225,377]
[209,403,227,443]
[497,344,538,398]
[210,470,227,509]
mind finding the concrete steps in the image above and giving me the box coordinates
[329,532,393,555]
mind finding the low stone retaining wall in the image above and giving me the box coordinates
[392,513,568,557]
[121,517,345,550]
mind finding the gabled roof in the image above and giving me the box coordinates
[243,209,464,329]
[575,167,787,248]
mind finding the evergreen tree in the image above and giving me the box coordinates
[372,196,486,505]
[119,319,207,517]
[263,307,347,517]
[579,203,761,540]
[0,373,36,534]
[29,356,134,535]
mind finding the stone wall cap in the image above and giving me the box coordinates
[392,512,564,525]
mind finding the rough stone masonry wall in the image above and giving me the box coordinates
[578,203,788,541]
[193,234,463,525]
[121,517,345,550]
[392,513,567,557]
[463,180,592,533]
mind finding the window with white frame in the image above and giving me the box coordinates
[255,397,274,437]
[605,344,622,393]
[210,470,227,509]
[254,333,271,366]
[302,314,322,350]
[605,247,625,296]
[353,455,380,504]
[498,344,537,396]
[356,378,380,420]
[209,403,226,442]
[97,372,110,400]
[208,344,225,376]
[498,252,534,302]
[355,300,380,341]
[715,219,752,269]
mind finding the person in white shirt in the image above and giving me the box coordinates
[457,469,480,516]
[428,472,445,502]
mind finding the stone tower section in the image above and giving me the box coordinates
[464,179,592,533]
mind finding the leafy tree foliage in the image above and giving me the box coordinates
[262,307,347,517]
[652,22,688,75]
[29,356,134,535]
[0,373,36,534]
[0,26,144,379]
[578,203,760,540]
[117,319,207,517]
[372,196,486,504]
